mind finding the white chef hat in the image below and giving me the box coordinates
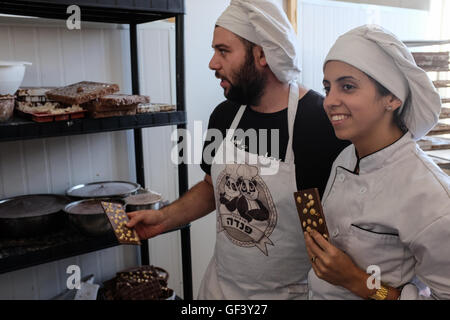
[324,24,442,140]
[216,0,301,83]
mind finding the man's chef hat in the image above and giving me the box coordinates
[324,24,442,141]
[216,0,301,83]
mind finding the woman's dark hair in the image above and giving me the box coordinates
[367,74,407,132]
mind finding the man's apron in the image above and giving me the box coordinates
[198,84,311,299]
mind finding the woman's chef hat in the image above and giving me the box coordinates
[324,24,442,140]
[216,0,301,83]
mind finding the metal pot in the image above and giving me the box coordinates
[0,194,70,238]
[124,191,163,212]
[64,198,125,237]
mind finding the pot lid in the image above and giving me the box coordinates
[65,198,124,215]
[125,192,162,205]
[0,194,69,219]
[0,61,32,66]
[66,181,140,198]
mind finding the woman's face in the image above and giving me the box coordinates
[323,61,394,145]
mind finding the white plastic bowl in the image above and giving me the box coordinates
[0,61,32,95]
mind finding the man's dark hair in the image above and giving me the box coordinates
[237,35,257,60]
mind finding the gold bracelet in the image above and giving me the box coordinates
[369,285,389,300]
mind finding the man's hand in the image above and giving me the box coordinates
[126,175,215,241]
[127,210,167,240]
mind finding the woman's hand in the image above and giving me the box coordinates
[304,229,366,291]
[304,229,402,299]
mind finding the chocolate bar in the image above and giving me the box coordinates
[294,188,329,240]
[137,103,176,114]
[90,109,136,119]
[84,94,149,112]
[46,81,119,105]
[101,201,141,245]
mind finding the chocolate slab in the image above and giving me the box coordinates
[84,94,150,113]
[90,108,136,119]
[294,188,330,240]
[101,202,141,245]
[45,81,119,105]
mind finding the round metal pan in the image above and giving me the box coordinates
[66,181,141,199]
[64,198,126,237]
[124,191,163,212]
[0,194,70,238]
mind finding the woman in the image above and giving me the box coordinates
[305,24,450,300]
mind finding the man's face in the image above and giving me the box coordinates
[209,27,266,106]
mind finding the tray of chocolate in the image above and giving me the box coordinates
[294,188,329,240]
[101,201,141,245]
[15,86,87,122]
[15,108,87,123]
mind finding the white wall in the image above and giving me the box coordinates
[184,0,230,299]
[329,0,430,11]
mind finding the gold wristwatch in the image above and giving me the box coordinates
[369,285,389,300]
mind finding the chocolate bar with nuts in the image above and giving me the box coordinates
[101,201,141,245]
[84,94,149,113]
[46,81,119,105]
[294,188,330,240]
[90,109,136,119]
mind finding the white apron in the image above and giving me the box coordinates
[198,84,311,300]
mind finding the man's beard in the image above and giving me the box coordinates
[220,54,267,106]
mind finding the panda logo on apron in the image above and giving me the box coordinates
[216,163,277,256]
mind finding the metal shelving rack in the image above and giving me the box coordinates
[409,41,450,174]
[0,0,192,300]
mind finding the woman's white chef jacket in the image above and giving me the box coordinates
[308,132,450,300]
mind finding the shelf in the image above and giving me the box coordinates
[434,80,450,88]
[440,107,450,120]
[428,122,450,136]
[0,221,190,275]
[418,136,450,151]
[0,0,185,24]
[0,111,186,143]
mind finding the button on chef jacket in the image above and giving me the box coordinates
[308,132,450,300]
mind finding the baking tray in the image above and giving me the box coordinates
[66,181,141,199]
[16,109,87,123]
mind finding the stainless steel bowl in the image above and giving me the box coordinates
[124,192,163,212]
[64,198,125,236]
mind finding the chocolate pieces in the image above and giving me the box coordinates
[101,201,141,245]
[84,94,150,118]
[46,81,119,105]
[294,188,329,240]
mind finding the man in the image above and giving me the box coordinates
[127,0,349,299]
